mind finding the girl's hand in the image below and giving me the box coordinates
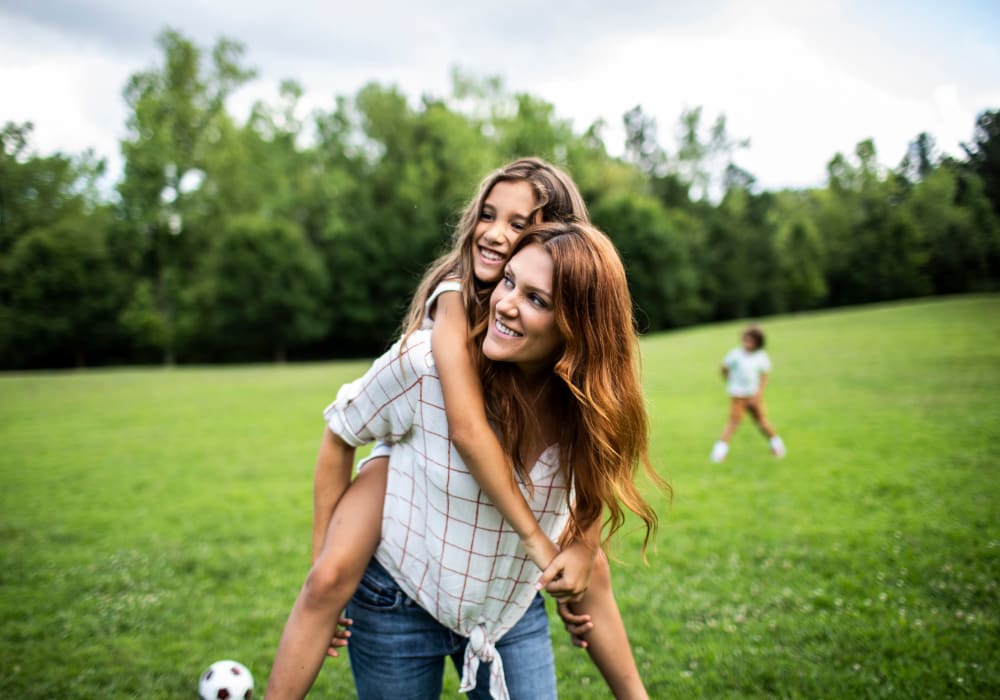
[325,616,353,658]
[537,539,598,604]
[522,527,560,572]
[556,602,593,648]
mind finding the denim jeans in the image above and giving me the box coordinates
[345,558,557,699]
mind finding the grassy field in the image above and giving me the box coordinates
[2,295,998,698]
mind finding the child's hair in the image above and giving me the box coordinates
[473,220,666,555]
[400,157,589,340]
[743,324,765,350]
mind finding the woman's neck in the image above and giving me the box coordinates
[525,371,558,435]
[519,369,552,402]
[517,377,558,467]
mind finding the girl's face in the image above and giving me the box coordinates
[741,333,758,352]
[483,243,563,374]
[472,180,536,284]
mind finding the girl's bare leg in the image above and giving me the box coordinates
[747,399,777,438]
[566,550,648,700]
[265,459,388,700]
[748,400,786,455]
[712,397,746,461]
[719,397,747,442]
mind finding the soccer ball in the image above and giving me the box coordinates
[198,659,254,699]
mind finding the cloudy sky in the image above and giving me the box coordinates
[1,0,998,191]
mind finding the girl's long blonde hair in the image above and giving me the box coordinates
[400,157,589,339]
[473,221,666,554]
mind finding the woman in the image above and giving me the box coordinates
[268,160,652,699]
[314,221,660,698]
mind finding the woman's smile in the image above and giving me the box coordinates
[492,318,522,338]
[482,243,562,372]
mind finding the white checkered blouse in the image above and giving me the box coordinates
[324,328,572,699]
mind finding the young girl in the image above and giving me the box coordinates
[267,160,654,698]
[710,324,787,462]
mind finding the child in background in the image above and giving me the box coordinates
[710,324,786,462]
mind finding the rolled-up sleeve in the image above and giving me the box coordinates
[323,333,430,447]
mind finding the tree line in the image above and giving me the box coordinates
[2,29,999,369]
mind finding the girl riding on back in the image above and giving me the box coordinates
[267,158,656,699]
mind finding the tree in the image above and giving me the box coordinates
[1,122,106,255]
[0,122,121,367]
[701,188,781,318]
[673,107,750,202]
[770,189,828,311]
[591,193,703,329]
[906,162,1000,292]
[186,215,329,362]
[118,29,255,364]
[899,132,937,184]
[623,105,667,176]
[2,215,121,367]
[962,109,1000,217]
[10,26,995,368]
[822,139,930,304]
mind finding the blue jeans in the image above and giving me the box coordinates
[346,558,557,699]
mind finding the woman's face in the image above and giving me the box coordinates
[472,180,536,284]
[482,243,563,373]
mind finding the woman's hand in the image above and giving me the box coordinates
[325,616,353,658]
[536,538,598,604]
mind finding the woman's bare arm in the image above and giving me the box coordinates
[311,427,357,561]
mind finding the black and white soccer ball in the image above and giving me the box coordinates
[198,659,254,699]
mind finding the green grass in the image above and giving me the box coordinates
[2,295,998,698]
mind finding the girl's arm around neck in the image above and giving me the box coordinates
[311,427,357,562]
[431,291,559,571]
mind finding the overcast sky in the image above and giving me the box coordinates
[1,0,998,191]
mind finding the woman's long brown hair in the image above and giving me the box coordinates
[473,221,667,555]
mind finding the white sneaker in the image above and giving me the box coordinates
[770,436,786,458]
[710,441,729,463]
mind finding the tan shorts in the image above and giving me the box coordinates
[729,395,768,423]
